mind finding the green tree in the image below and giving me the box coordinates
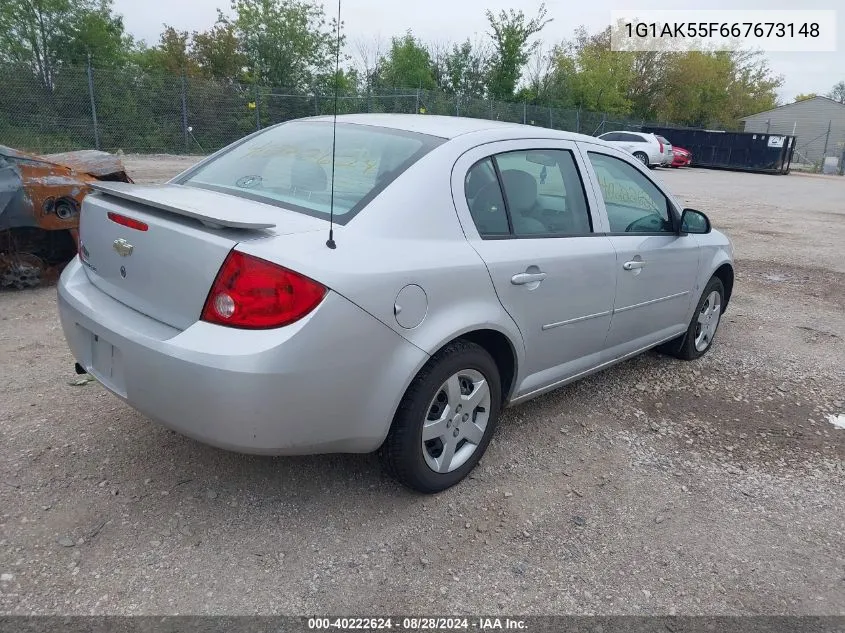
[229,0,339,90]
[133,26,197,75]
[657,52,731,126]
[0,0,130,89]
[725,49,781,119]
[57,0,132,68]
[485,3,551,100]
[793,93,817,102]
[828,81,845,103]
[432,39,489,97]
[376,31,436,90]
[555,27,634,115]
[191,14,246,81]
[657,49,780,127]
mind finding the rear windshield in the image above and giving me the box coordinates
[179,121,444,223]
[656,136,671,145]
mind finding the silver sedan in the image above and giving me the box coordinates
[57,114,734,493]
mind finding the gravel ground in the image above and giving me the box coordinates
[0,158,843,616]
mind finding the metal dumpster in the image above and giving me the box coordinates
[642,126,796,174]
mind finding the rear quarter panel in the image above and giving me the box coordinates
[234,143,527,396]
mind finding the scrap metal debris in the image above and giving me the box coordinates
[0,145,132,289]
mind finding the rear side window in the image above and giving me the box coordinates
[179,121,444,223]
[620,133,646,142]
[464,158,510,236]
[465,149,592,238]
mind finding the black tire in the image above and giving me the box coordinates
[659,276,725,361]
[379,339,502,494]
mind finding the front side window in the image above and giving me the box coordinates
[465,149,592,238]
[587,152,675,234]
[179,121,444,223]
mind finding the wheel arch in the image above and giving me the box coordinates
[456,328,519,404]
[399,324,523,412]
[713,262,734,311]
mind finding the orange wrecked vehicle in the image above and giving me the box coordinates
[0,146,132,288]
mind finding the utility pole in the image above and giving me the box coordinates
[822,120,832,157]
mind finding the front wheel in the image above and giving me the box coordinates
[380,340,502,493]
[660,277,725,360]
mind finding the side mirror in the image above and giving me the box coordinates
[680,208,711,234]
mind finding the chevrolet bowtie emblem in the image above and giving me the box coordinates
[112,238,134,257]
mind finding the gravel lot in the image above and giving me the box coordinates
[1,157,843,615]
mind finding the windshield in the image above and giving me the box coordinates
[179,121,444,223]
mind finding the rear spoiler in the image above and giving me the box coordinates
[89,181,277,230]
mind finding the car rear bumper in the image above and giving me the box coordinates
[57,258,428,455]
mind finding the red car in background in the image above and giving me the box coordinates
[672,146,692,167]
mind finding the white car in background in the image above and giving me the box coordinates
[596,131,673,168]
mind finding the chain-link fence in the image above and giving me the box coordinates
[0,62,685,156]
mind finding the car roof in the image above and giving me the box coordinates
[303,113,599,143]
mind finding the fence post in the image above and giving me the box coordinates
[549,106,553,129]
[576,106,580,133]
[86,54,100,150]
[765,119,770,134]
[314,90,319,116]
[180,74,189,154]
[254,81,260,131]
[415,89,420,114]
[456,94,460,117]
[490,98,494,120]
[523,101,527,124]
[822,120,832,157]
[839,148,845,176]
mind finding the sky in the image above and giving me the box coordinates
[112,0,844,103]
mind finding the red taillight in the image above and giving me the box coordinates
[658,140,664,153]
[201,251,326,329]
[108,212,148,232]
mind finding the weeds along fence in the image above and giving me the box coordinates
[0,62,680,156]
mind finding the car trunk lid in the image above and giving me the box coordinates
[78,183,326,330]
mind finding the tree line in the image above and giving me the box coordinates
[2,0,844,130]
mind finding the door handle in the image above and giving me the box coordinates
[623,260,645,271]
[511,271,547,285]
